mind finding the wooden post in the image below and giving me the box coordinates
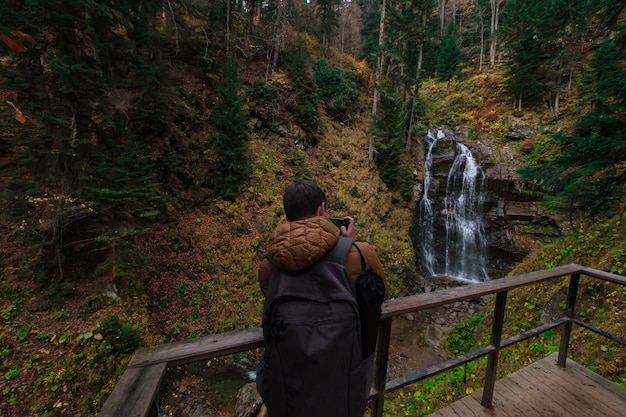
[558,273,580,367]
[370,317,392,417]
[482,290,507,407]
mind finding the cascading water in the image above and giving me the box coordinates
[418,130,489,282]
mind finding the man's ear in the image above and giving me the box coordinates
[316,202,326,217]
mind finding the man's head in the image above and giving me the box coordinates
[283,180,326,221]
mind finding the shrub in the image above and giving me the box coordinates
[99,315,141,354]
[312,58,360,122]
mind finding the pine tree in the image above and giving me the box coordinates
[375,92,405,189]
[312,57,360,122]
[316,0,341,52]
[1,1,163,283]
[288,36,320,139]
[500,0,545,109]
[518,33,626,218]
[210,59,251,198]
[436,22,462,90]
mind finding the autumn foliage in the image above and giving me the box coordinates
[0,30,35,123]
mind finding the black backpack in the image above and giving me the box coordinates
[256,237,368,417]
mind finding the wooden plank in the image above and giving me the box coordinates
[455,393,487,416]
[484,379,537,417]
[382,264,581,319]
[129,326,264,368]
[98,362,167,417]
[496,368,569,416]
[564,356,626,400]
[427,353,626,417]
[447,398,482,417]
[520,355,625,417]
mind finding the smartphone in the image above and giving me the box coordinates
[329,217,349,229]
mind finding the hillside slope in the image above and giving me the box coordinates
[0,55,418,416]
[2,51,624,417]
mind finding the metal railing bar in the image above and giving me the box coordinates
[385,346,495,392]
[482,290,508,406]
[370,317,392,417]
[384,317,568,394]
[571,319,626,346]
[499,318,568,349]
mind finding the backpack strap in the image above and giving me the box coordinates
[352,242,367,270]
[326,236,354,266]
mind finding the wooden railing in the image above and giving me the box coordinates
[98,264,626,417]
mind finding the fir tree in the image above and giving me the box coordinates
[288,36,320,139]
[1,1,163,283]
[519,33,626,218]
[436,22,462,90]
[375,92,405,190]
[312,58,360,122]
[210,59,251,198]
[500,0,546,109]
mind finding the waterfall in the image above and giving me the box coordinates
[418,130,489,282]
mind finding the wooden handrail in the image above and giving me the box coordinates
[98,264,626,417]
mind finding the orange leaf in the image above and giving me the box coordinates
[11,30,35,44]
[44,33,56,41]
[5,100,26,124]
[0,34,28,52]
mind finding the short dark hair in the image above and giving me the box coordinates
[283,180,326,221]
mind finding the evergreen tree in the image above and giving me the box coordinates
[461,0,490,72]
[288,36,320,140]
[436,22,462,90]
[357,0,382,67]
[1,1,163,283]
[519,33,626,218]
[312,57,360,122]
[316,0,341,52]
[373,90,414,201]
[210,59,251,198]
[500,0,545,109]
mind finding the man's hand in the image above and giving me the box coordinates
[340,216,356,239]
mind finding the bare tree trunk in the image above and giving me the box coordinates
[370,0,386,161]
[164,0,180,56]
[226,0,231,56]
[479,12,485,72]
[439,0,446,33]
[452,0,456,26]
[489,0,499,68]
[339,4,346,70]
[266,1,289,80]
[406,41,424,153]
[553,93,560,119]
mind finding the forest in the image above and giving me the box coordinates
[0,0,625,416]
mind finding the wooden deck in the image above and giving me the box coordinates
[428,352,626,417]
